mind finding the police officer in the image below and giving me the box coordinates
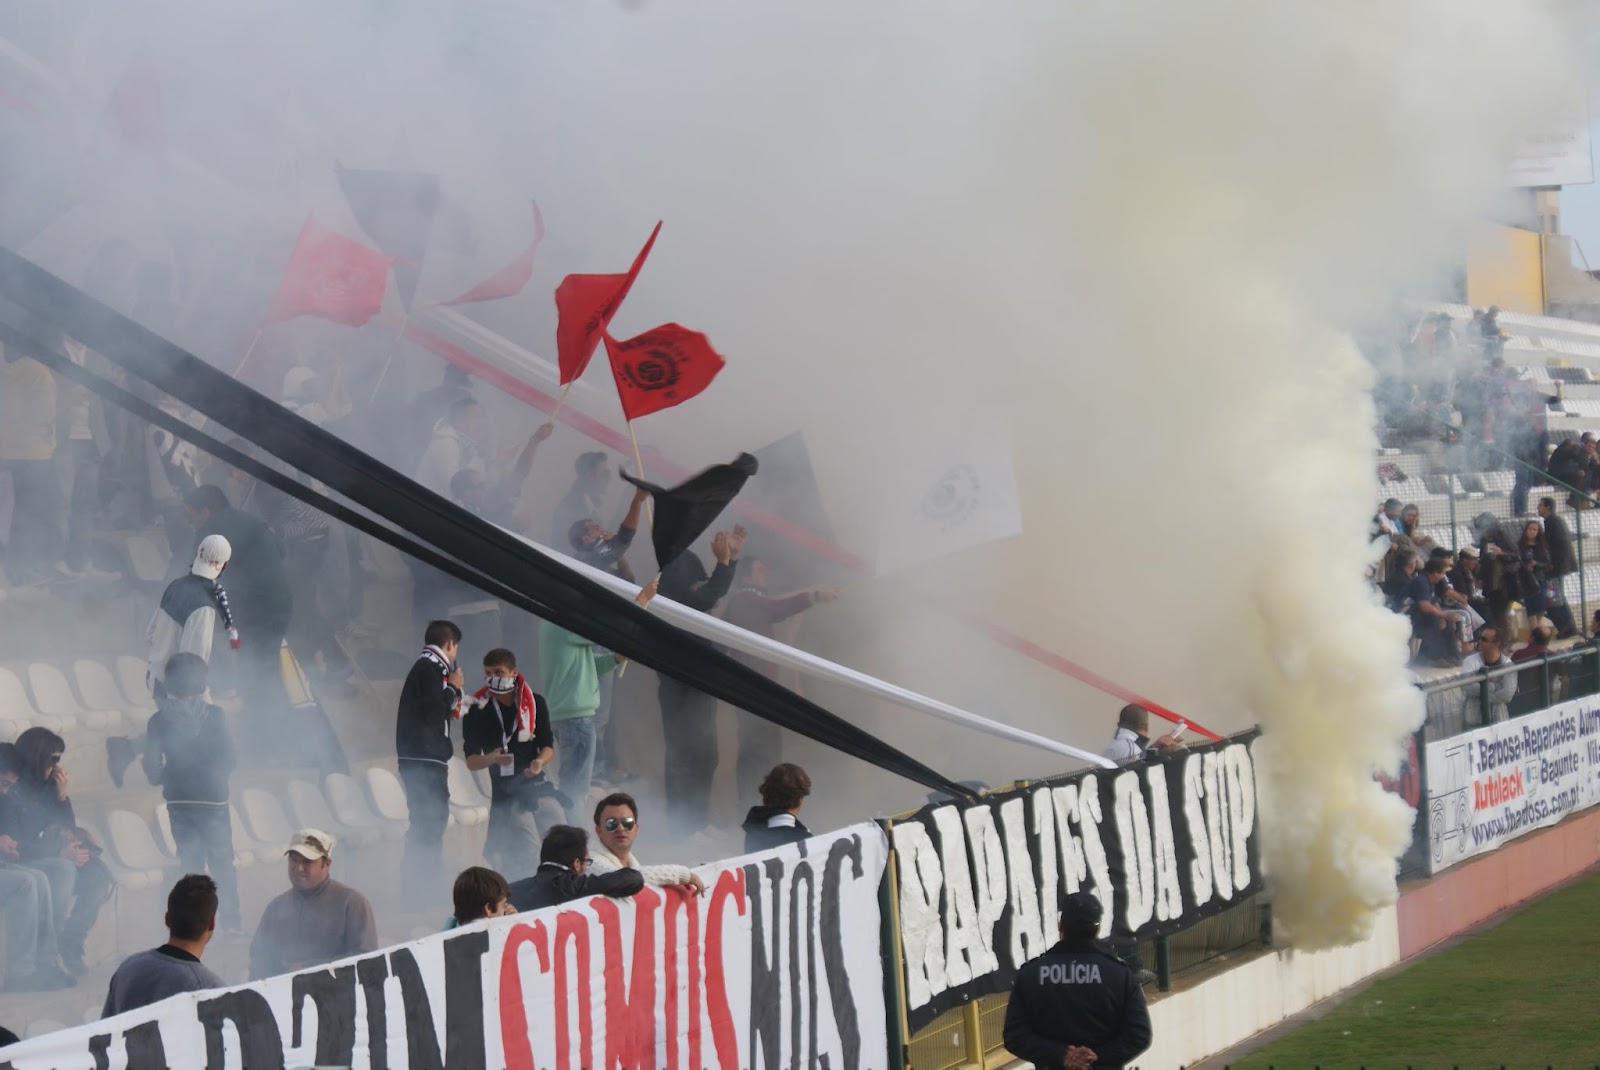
[1003,891,1153,1070]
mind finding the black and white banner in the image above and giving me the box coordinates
[0,825,888,1070]
[1424,696,1600,873]
[891,733,1261,1032]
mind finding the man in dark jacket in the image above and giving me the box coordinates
[742,762,814,854]
[723,556,838,793]
[462,648,561,879]
[508,825,643,912]
[184,484,293,757]
[143,654,240,931]
[1536,497,1580,637]
[1472,512,1521,630]
[1003,892,1152,1070]
[656,526,743,832]
[395,620,464,909]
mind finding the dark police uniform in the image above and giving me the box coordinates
[1003,892,1153,1070]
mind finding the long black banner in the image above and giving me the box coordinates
[889,731,1261,1032]
[0,246,971,800]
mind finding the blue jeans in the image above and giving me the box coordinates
[0,862,58,979]
[552,717,596,825]
[167,802,240,928]
[398,760,450,910]
[25,854,114,956]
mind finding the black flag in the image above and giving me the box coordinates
[334,164,440,310]
[623,453,759,569]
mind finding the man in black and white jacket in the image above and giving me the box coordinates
[145,534,237,701]
[395,620,464,909]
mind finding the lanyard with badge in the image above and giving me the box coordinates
[484,676,521,776]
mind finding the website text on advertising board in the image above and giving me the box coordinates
[1468,787,1583,846]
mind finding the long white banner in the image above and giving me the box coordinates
[0,825,888,1070]
[1424,697,1600,873]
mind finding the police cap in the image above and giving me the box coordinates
[1061,891,1103,928]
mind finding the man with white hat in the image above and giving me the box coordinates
[107,534,241,787]
[248,828,378,980]
[145,533,239,701]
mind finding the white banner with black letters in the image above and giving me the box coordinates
[890,732,1261,1032]
[1423,696,1600,874]
[0,825,889,1070]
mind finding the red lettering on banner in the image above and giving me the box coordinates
[498,921,550,1070]
[704,869,747,1070]
[664,888,703,1070]
[554,911,594,1070]
[1473,768,1525,810]
[664,890,680,1070]
[594,888,661,1070]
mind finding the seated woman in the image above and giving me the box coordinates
[9,728,116,973]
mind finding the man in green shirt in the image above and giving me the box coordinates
[538,579,657,822]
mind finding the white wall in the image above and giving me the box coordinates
[1141,906,1400,1069]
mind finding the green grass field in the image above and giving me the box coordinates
[1226,869,1600,1070]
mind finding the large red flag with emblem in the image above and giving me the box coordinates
[553,221,661,385]
[440,201,545,306]
[604,322,726,421]
[265,217,392,326]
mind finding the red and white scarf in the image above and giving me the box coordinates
[470,672,536,742]
[420,644,466,719]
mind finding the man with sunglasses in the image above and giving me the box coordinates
[587,793,705,895]
[508,825,643,912]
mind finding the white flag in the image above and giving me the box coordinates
[875,424,1023,575]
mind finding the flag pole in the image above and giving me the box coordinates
[626,420,653,525]
[549,380,575,423]
[232,325,265,377]
[369,311,411,404]
[617,417,654,681]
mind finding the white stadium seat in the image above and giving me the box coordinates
[287,779,379,848]
[113,656,158,715]
[28,663,121,732]
[325,773,403,840]
[363,766,411,824]
[239,787,296,848]
[0,667,63,732]
[103,809,170,890]
[447,758,490,826]
[73,659,132,717]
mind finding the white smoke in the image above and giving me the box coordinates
[3,0,1586,946]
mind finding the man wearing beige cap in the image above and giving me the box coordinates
[248,829,378,980]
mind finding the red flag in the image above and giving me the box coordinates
[440,201,545,306]
[604,322,726,422]
[265,217,392,326]
[553,221,661,385]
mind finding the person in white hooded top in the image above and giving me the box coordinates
[586,792,705,895]
[415,395,485,497]
[145,534,237,700]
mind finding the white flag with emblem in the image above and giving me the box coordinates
[875,424,1023,575]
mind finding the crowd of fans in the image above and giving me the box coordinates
[1371,307,1600,725]
[0,302,852,1024]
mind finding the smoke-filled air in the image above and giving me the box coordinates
[1,0,1585,961]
